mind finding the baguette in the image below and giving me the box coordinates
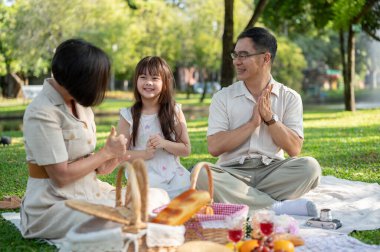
[151,189,211,225]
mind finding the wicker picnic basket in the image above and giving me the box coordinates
[65,159,178,252]
[184,162,249,244]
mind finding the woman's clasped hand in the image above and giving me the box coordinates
[97,126,130,175]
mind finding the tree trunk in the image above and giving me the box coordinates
[220,0,234,88]
[11,73,26,97]
[221,0,268,88]
[344,25,356,111]
[200,68,207,103]
[373,69,379,89]
[341,0,376,110]
[243,0,268,31]
[339,29,347,86]
[2,63,24,98]
[110,71,115,91]
[186,82,191,99]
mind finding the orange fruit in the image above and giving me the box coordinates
[239,239,259,252]
[225,241,243,251]
[274,239,295,252]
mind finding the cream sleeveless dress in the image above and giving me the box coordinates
[120,105,190,199]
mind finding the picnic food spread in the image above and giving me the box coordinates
[151,188,212,225]
[64,161,309,252]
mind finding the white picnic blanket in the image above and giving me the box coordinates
[295,175,380,235]
[2,176,380,251]
[292,175,380,251]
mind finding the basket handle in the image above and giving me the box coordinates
[115,163,128,208]
[126,164,142,227]
[190,162,214,201]
[115,161,148,228]
[130,159,149,222]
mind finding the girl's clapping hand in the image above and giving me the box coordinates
[148,134,167,149]
[145,138,156,159]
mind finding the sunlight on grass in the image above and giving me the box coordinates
[3,137,24,145]
[0,98,28,106]
[301,108,380,183]
[304,110,380,128]
[187,119,208,125]
[96,132,112,138]
[188,127,208,133]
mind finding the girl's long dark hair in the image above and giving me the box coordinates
[131,56,180,147]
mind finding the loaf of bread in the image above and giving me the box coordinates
[151,189,211,225]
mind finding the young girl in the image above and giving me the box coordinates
[118,56,191,199]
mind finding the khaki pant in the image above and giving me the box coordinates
[194,157,321,214]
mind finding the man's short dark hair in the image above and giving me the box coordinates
[51,39,111,107]
[237,27,277,64]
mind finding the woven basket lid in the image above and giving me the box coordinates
[65,160,148,230]
[65,200,133,225]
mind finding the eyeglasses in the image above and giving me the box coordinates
[230,51,266,60]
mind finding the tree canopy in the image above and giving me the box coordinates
[0,0,378,104]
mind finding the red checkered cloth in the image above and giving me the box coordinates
[193,203,248,222]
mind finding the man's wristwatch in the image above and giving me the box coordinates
[264,113,279,126]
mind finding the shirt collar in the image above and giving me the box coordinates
[42,78,66,106]
[231,75,280,99]
[231,81,251,98]
[43,78,90,123]
[269,75,280,98]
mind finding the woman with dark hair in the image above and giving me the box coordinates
[21,39,169,239]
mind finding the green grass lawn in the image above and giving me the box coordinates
[0,95,379,250]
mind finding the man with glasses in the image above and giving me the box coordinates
[195,27,321,216]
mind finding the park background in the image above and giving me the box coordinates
[0,0,380,250]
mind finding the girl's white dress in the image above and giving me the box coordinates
[120,105,190,199]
